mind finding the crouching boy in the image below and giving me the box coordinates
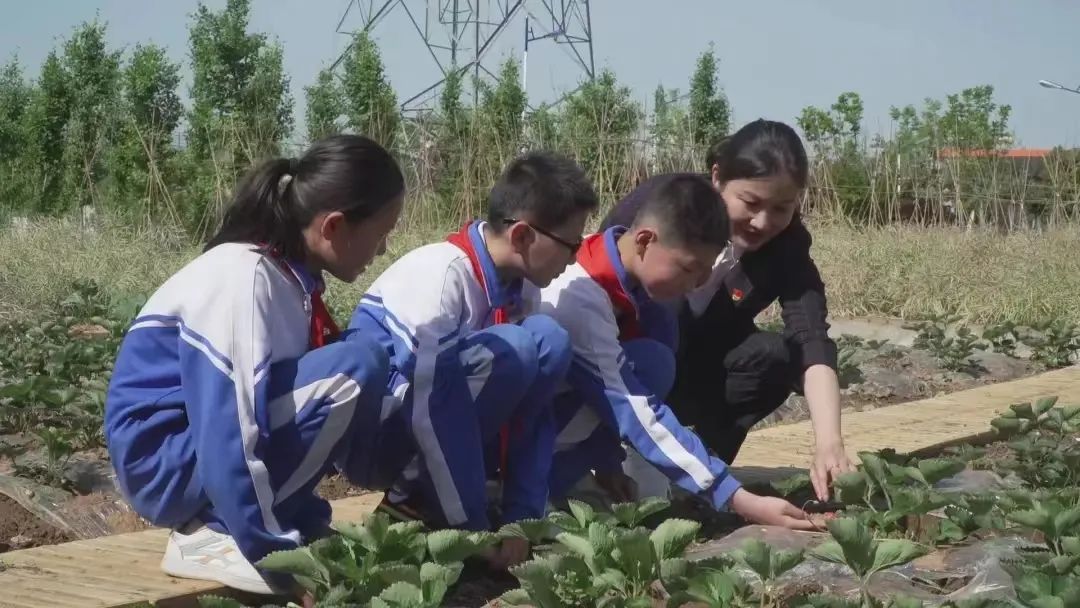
[540,174,815,530]
[343,151,598,568]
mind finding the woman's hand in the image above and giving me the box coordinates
[728,488,816,530]
[811,441,856,501]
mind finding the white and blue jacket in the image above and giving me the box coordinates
[105,243,331,559]
[539,227,744,510]
[345,221,540,530]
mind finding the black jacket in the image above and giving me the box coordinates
[599,173,838,373]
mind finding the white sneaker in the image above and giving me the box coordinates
[160,523,283,595]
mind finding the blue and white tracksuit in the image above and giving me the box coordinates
[344,221,572,530]
[105,243,391,563]
[539,227,743,509]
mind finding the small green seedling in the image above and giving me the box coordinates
[810,517,929,607]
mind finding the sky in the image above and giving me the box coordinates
[3,0,1080,148]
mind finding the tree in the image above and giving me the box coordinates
[688,45,730,148]
[478,58,526,147]
[185,0,294,233]
[187,0,293,162]
[561,69,642,200]
[24,50,74,213]
[0,57,34,212]
[305,68,343,142]
[110,43,182,220]
[797,91,863,156]
[58,20,123,212]
[341,32,398,148]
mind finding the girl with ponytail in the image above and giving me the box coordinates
[105,135,405,597]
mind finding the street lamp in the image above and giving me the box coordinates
[1039,79,1080,95]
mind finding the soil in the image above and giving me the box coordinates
[315,473,369,501]
[0,493,72,553]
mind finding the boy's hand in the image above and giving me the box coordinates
[483,537,530,571]
[593,470,638,503]
[728,488,816,531]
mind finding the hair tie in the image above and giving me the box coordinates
[288,157,301,174]
[277,172,294,195]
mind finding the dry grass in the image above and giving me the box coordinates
[810,220,1080,325]
[2,216,1079,327]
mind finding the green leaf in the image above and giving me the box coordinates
[370,563,421,587]
[1011,402,1037,420]
[1035,396,1060,416]
[733,538,772,582]
[197,597,248,608]
[1009,508,1055,537]
[334,517,383,553]
[498,589,532,606]
[1061,537,1080,556]
[634,496,671,521]
[546,511,582,533]
[833,470,869,505]
[257,546,328,582]
[859,451,890,490]
[374,581,423,607]
[771,548,805,578]
[611,501,640,527]
[810,540,848,567]
[991,416,1023,435]
[659,558,689,587]
[556,531,596,561]
[868,539,928,576]
[498,518,552,544]
[887,597,925,608]
[567,499,596,528]
[650,518,700,560]
[936,518,968,543]
[821,517,875,577]
[595,567,628,592]
[419,562,454,604]
[771,472,812,497]
[509,557,562,608]
[683,569,737,606]
[1053,507,1080,537]
[425,529,495,564]
[917,457,966,485]
[612,528,655,586]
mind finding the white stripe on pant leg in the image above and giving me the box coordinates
[411,341,468,526]
[267,373,360,431]
[459,342,495,402]
[273,375,362,503]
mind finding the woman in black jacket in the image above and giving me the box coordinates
[602,119,854,501]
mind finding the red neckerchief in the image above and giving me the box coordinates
[260,245,340,349]
[446,222,510,324]
[446,222,517,477]
[576,231,642,341]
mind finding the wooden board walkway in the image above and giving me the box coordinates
[3,366,1079,608]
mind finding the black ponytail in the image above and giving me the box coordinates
[205,134,404,260]
[705,119,809,189]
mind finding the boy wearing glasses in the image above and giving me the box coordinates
[343,151,597,570]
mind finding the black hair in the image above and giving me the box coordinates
[705,119,809,188]
[486,150,598,231]
[205,134,404,260]
[633,174,729,249]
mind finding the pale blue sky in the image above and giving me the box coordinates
[4,0,1080,147]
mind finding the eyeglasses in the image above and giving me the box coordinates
[502,218,583,255]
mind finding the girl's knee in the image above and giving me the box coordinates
[326,335,391,393]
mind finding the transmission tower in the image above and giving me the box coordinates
[332,0,595,112]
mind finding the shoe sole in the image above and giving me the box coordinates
[161,553,281,596]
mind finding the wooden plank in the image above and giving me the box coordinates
[3,367,1080,608]
[0,494,383,608]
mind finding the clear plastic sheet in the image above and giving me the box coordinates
[686,525,1024,604]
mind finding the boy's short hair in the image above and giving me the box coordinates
[632,174,729,249]
[487,151,598,231]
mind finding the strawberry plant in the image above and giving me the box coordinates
[1022,320,1080,369]
[982,321,1020,358]
[260,513,496,605]
[809,517,929,607]
[500,504,702,606]
[909,314,980,372]
[990,397,1080,489]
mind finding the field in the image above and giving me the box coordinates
[1,215,1080,606]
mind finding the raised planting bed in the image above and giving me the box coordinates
[172,393,1080,608]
